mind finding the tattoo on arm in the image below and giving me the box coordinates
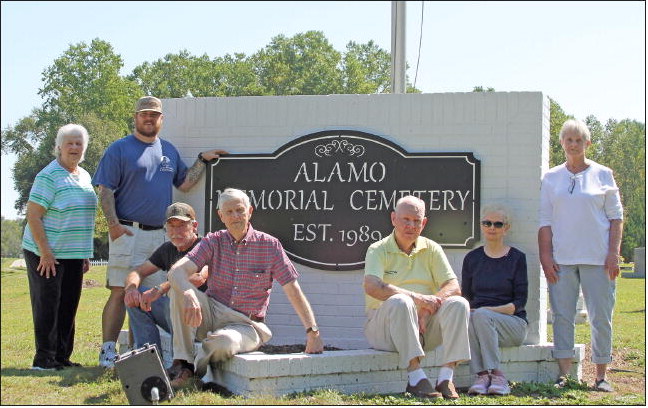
[98,186,119,227]
[184,159,206,188]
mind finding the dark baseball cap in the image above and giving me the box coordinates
[165,202,196,222]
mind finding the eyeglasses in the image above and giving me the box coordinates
[481,220,506,229]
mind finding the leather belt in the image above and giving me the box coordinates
[119,219,163,231]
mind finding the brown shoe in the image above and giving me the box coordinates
[405,378,443,399]
[435,379,459,399]
[166,359,184,379]
[169,366,195,388]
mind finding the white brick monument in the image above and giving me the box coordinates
[149,93,582,394]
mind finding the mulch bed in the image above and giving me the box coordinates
[258,344,342,354]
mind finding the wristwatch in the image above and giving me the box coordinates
[197,152,210,164]
[153,285,162,292]
[306,325,319,334]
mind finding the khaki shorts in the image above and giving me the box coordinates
[106,225,166,288]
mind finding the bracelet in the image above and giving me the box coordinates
[198,152,209,164]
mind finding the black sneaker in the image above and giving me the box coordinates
[31,358,64,371]
[57,359,82,367]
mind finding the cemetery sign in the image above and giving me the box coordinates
[205,130,480,271]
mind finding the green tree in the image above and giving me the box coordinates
[39,38,140,131]
[1,217,25,258]
[129,32,417,98]
[548,97,573,167]
[342,40,391,94]
[472,86,495,92]
[130,50,264,98]
[597,119,645,260]
[252,31,343,95]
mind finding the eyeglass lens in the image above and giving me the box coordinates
[481,221,505,228]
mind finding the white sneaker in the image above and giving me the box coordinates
[594,379,613,392]
[99,342,117,368]
[468,373,490,395]
[487,374,510,395]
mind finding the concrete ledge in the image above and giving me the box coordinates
[118,330,583,396]
[214,344,584,396]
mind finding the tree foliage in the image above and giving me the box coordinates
[593,118,646,260]
[342,40,391,94]
[39,39,140,130]
[129,31,407,98]
[1,217,25,258]
[252,31,343,95]
[548,97,573,167]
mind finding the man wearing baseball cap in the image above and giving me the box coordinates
[93,96,227,368]
[123,203,207,372]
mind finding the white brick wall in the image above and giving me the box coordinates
[162,92,549,348]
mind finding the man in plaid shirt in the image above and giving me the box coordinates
[167,188,323,387]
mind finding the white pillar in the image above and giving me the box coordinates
[391,1,406,93]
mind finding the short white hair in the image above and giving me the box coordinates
[217,188,251,209]
[53,124,89,163]
[559,119,591,142]
[480,203,511,226]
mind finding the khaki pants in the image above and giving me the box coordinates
[468,308,527,374]
[549,264,615,364]
[169,286,272,365]
[106,226,165,288]
[364,294,471,368]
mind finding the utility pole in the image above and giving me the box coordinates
[391,1,406,93]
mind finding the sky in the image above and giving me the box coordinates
[1,1,645,219]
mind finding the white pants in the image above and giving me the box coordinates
[169,286,271,364]
[468,308,527,374]
[548,264,615,364]
[364,294,471,368]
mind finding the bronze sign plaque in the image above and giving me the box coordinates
[205,130,480,271]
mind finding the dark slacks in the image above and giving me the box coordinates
[24,249,84,364]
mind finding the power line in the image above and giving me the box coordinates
[413,1,425,89]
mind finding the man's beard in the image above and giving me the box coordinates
[136,122,160,138]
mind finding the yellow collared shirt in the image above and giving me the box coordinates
[364,232,456,311]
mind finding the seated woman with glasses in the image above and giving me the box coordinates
[461,203,528,396]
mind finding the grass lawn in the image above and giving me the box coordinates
[1,258,645,405]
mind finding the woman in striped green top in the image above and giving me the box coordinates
[22,124,97,370]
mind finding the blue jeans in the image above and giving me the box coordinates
[126,286,172,353]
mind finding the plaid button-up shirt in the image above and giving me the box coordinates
[186,225,298,318]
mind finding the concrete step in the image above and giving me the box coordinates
[214,344,583,396]
[118,329,583,396]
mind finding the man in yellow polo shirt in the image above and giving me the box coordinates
[363,195,470,400]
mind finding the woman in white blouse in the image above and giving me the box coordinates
[538,119,623,392]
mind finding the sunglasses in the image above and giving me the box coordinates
[481,220,506,229]
[568,175,576,194]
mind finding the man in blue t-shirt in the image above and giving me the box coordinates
[92,96,226,368]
